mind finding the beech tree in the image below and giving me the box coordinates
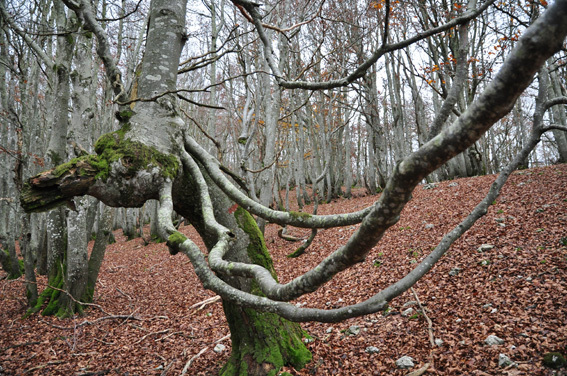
[8,0,567,374]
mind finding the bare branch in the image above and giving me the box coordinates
[542,124,567,132]
[0,4,54,69]
[95,0,144,22]
[171,2,567,321]
[237,0,497,90]
[544,95,567,111]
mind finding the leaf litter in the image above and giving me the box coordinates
[0,164,566,375]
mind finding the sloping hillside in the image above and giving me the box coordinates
[1,164,566,375]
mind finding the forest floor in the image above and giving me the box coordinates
[1,164,566,376]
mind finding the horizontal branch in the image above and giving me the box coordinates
[20,156,99,212]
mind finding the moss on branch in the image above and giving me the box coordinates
[21,123,180,213]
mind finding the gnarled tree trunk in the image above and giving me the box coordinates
[20,0,311,373]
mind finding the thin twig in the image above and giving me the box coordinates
[76,370,112,376]
[409,287,435,375]
[190,295,221,310]
[40,314,141,330]
[134,329,171,344]
[180,347,208,376]
[159,359,175,376]
[411,287,435,347]
[406,363,431,376]
[115,287,132,300]
[1,341,40,353]
[215,334,231,344]
[24,360,64,373]
[157,331,183,342]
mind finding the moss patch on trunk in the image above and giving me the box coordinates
[220,207,312,376]
[94,124,179,181]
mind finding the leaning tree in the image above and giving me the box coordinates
[19,0,567,374]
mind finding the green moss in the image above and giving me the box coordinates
[220,302,311,376]
[52,159,79,178]
[0,250,24,279]
[221,207,312,375]
[151,234,166,243]
[167,232,187,248]
[233,207,277,281]
[93,124,179,181]
[116,109,135,122]
[543,352,566,369]
[40,263,65,316]
[82,286,95,304]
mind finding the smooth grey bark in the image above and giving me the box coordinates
[547,68,567,162]
[204,0,225,158]
[59,25,97,315]
[123,208,139,240]
[45,2,76,289]
[85,204,114,301]
[256,27,283,233]
[0,8,21,279]
[360,65,387,190]
[344,120,353,198]
[150,200,161,241]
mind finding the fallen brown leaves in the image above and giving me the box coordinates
[1,164,566,375]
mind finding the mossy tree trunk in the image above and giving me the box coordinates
[221,303,311,375]
[220,208,311,375]
[19,0,312,371]
[174,174,312,375]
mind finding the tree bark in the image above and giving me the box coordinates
[17,0,567,372]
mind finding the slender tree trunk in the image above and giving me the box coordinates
[547,68,567,162]
[344,121,352,198]
[84,204,114,301]
[37,1,76,316]
[58,22,96,317]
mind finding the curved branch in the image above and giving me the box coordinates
[544,95,567,111]
[184,133,373,229]
[167,73,549,323]
[187,2,567,304]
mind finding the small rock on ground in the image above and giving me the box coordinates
[396,355,415,369]
[485,335,504,346]
[365,346,380,354]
